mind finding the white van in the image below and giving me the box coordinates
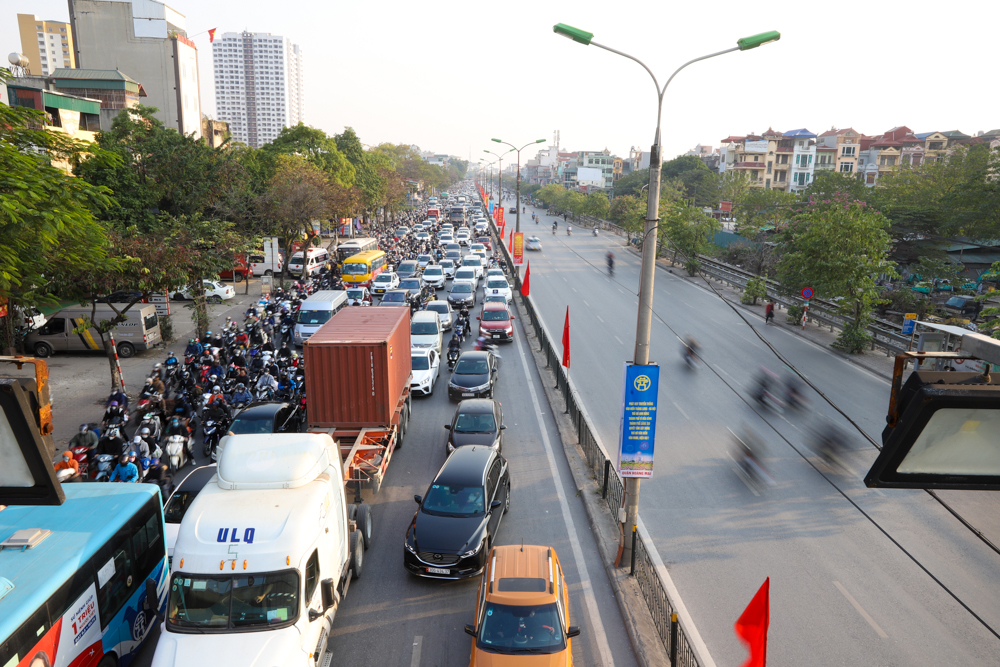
[411,310,442,354]
[461,255,485,280]
[151,433,366,667]
[288,247,330,277]
[294,290,347,346]
[250,237,284,276]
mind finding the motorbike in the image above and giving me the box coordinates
[593,227,598,236]
[567,227,572,236]
[202,418,226,457]
[447,348,460,370]
[138,413,162,442]
[552,227,557,235]
[92,453,116,482]
[165,434,190,472]
[72,446,91,476]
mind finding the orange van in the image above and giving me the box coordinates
[464,544,580,665]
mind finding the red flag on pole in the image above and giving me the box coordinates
[735,578,770,667]
[561,307,570,368]
[208,28,218,42]
[508,232,513,254]
[521,263,530,296]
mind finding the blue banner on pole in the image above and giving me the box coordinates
[617,363,660,479]
[901,313,917,335]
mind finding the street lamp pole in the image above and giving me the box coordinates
[484,149,511,221]
[492,138,547,278]
[553,23,780,567]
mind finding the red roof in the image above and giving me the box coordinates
[819,128,839,137]
[816,145,836,151]
[720,135,746,143]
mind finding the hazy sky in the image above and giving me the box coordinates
[6,0,998,162]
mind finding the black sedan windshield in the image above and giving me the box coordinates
[455,358,489,374]
[400,280,422,290]
[455,412,496,433]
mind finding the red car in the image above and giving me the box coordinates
[477,303,515,342]
[476,236,492,251]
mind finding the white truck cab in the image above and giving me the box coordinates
[151,433,367,667]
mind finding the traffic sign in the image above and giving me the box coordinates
[801,287,813,299]
[901,313,917,336]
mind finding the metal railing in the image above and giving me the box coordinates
[488,210,708,667]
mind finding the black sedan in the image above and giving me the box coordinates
[379,289,411,307]
[397,260,420,280]
[227,401,301,436]
[445,399,505,454]
[404,446,510,579]
[399,278,436,304]
[448,351,498,401]
[447,282,477,309]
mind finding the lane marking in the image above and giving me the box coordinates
[411,635,422,667]
[614,335,624,346]
[572,287,578,293]
[833,581,888,638]
[596,315,605,323]
[584,300,591,307]
[513,331,616,666]
[671,401,690,421]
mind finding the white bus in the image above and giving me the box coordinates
[336,237,379,265]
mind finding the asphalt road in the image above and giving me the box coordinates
[124,263,637,666]
[518,203,1000,665]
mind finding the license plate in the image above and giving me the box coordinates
[493,289,498,294]
[427,567,450,575]
[493,334,501,339]
[463,392,474,397]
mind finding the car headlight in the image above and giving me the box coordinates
[404,540,417,554]
[469,382,491,392]
[460,541,484,558]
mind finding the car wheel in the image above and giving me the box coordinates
[234,272,245,283]
[208,295,223,304]
[33,341,53,358]
[356,503,373,549]
[117,342,136,358]
[264,269,273,276]
[173,293,185,301]
[350,530,364,579]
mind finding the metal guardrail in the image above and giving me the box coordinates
[487,209,706,667]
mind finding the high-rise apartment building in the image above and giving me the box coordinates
[68,0,202,138]
[17,14,76,75]
[212,32,303,148]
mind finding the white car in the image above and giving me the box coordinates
[174,280,236,303]
[470,243,486,255]
[475,221,488,233]
[371,271,399,295]
[439,233,454,244]
[425,300,454,330]
[416,254,435,269]
[410,348,440,396]
[346,286,372,306]
[454,267,479,289]
[416,231,431,243]
[440,259,457,279]
[486,268,505,280]
[421,265,446,289]
[526,236,543,251]
[484,277,513,304]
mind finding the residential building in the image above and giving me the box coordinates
[764,128,791,191]
[17,14,75,76]
[201,116,230,148]
[48,68,146,130]
[212,31,304,148]
[628,146,652,172]
[915,131,949,163]
[717,135,746,175]
[818,127,861,174]
[784,128,817,192]
[815,145,836,172]
[579,149,616,189]
[613,156,623,183]
[5,81,100,172]
[68,0,202,138]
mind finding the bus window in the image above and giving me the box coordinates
[131,501,164,576]
[97,526,139,628]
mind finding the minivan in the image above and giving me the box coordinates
[288,247,330,277]
[26,303,161,358]
[411,310,443,354]
[294,290,348,345]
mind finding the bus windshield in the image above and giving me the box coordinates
[167,570,300,632]
[342,262,370,275]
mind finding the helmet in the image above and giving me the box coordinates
[210,374,218,381]
[291,352,299,359]
[109,400,119,407]
[154,363,162,369]
[213,386,221,393]
[120,453,130,463]
[129,451,137,458]
[206,331,213,336]
[79,423,89,433]
[282,342,288,347]
[140,427,150,436]
[237,383,245,390]
[133,436,142,443]
[189,338,195,343]
[168,351,175,357]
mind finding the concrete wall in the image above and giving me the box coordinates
[70,0,200,137]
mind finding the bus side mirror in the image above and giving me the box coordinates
[321,578,338,611]
[145,578,164,622]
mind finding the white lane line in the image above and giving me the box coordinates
[513,333,616,666]
[411,636,422,667]
[563,277,568,283]
[614,335,624,346]
[596,315,605,323]
[584,300,590,307]
[572,287,578,293]
[671,401,690,421]
[834,581,887,638]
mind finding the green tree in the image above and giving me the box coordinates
[262,123,356,188]
[612,168,649,197]
[911,254,963,289]
[610,195,645,242]
[0,71,114,352]
[776,196,897,353]
[734,187,801,236]
[335,127,386,216]
[659,200,720,275]
[583,192,610,220]
[661,155,709,179]
[268,155,333,276]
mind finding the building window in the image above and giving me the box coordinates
[841,146,856,157]
[765,179,771,188]
[928,141,943,150]
[766,162,772,174]
[866,173,877,185]
[839,162,854,173]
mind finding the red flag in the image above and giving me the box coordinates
[735,578,770,667]
[561,307,570,368]
[208,28,218,42]
[521,263,530,296]
[508,232,513,254]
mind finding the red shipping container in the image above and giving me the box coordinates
[304,307,411,429]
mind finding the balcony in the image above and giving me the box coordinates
[794,162,812,170]
[735,161,766,169]
[776,147,794,152]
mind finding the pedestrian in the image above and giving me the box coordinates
[765,301,775,325]
[974,299,983,322]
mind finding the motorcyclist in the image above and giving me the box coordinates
[208,360,226,383]
[474,335,488,351]
[277,341,292,360]
[683,336,700,365]
[109,452,140,483]
[567,225,572,235]
[131,435,151,461]
[53,449,81,482]
[207,385,227,407]
[144,463,173,496]
[206,394,232,422]
[184,338,203,358]
[448,334,462,356]
[231,383,253,406]
[607,251,615,275]
[256,370,279,397]
[138,427,157,454]
[165,416,189,439]
[235,328,250,347]
[69,423,99,452]
[105,388,128,410]
[97,425,126,457]
[102,400,127,427]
